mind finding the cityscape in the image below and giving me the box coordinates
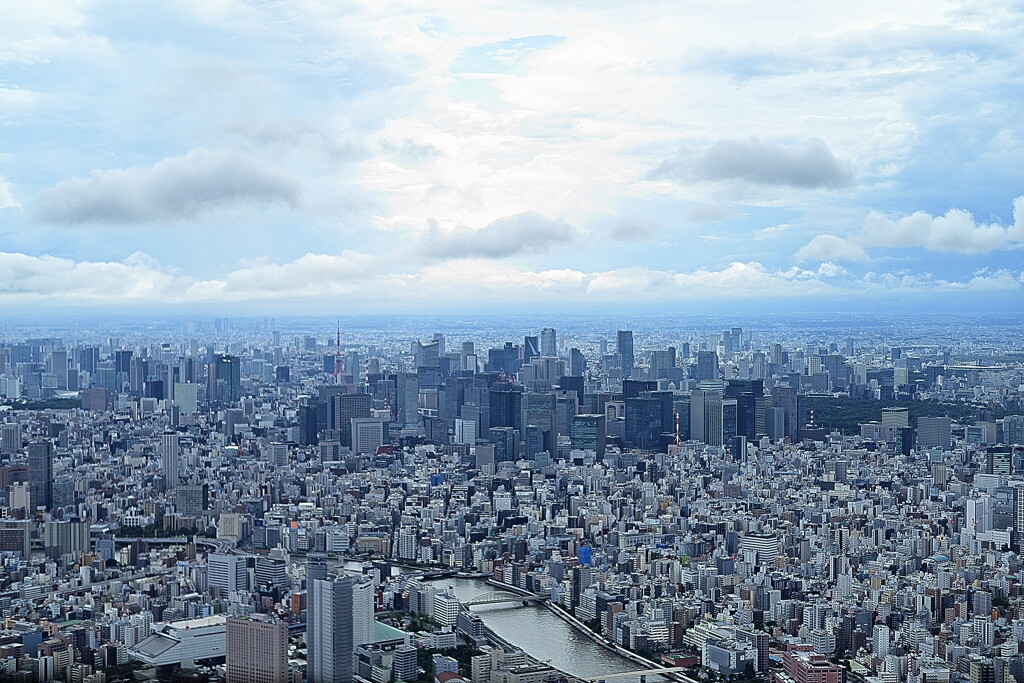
[0,314,1022,683]
[3,1,1024,683]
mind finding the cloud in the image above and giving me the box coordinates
[795,234,868,262]
[0,177,19,210]
[419,211,576,259]
[797,196,1024,261]
[607,216,658,242]
[860,197,1024,254]
[186,251,390,301]
[35,149,301,225]
[0,248,1020,308]
[654,138,853,189]
[0,251,185,302]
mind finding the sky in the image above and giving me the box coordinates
[2,0,1024,313]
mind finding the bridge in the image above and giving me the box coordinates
[462,590,544,607]
[588,667,692,682]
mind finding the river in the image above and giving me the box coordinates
[439,577,660,683]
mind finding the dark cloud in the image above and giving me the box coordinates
[420,211,576,260]
[35,149,301,224]
[653,138,853,189]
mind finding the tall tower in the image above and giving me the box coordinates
[308,576,374,683]
[28,441,53,511]
[617,330,634,379]
[540,327,557,357]
[161,432,180,489]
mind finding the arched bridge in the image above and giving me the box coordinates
[462,590,544,607]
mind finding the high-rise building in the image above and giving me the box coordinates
[568,348,586,377]
[570,414,606,457]
[1014,485,1024,551]
[351,417,386,455]
[1,422,22,455]
[691,382,727,447]
[43,520,89,560]
[523,336,539,365]
[881,407,909,428]
[176,484,209,516]
[226,615,289,683]
[28,441,53,510]
[210,354,242,404]
[208,553,247,595]
[1005,415,1024,446]
[489,426,518,462]
[616,331,634,378]
[308,576,374,683]
[540,328,557,357]
[161,431,180,489]
[393,645,418,682]
[918,416,952,449]
[696,351,719,382]
[332,393,372,447]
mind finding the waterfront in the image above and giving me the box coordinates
[440,577,663,683]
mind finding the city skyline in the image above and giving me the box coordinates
[2,2,1024,312]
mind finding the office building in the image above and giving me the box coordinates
[28,440,53,510]
[540,328,557,357]
[308,576,375,683]
[570,414,606,458]
[226,615,288,683]
[696,351,719,382]
[210,354,242,404]
[918,416,952,449]
[161,431,180,489]
[208,553,247,594]
[617,331,634,378]
[332,393,372,447]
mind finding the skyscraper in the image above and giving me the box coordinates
[571,414,606,457]
[161,431,180,489]
[226,615,289,683]
[616,331,634,378]
[523,336,539,365]
[28,441,53,510]
[332,393,372,447]
[308,576,374,683]
[540,327,557,357]
[690,382,727,447]
[696,351,719,382]
[210,354,242,404]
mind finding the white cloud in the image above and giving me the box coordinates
[36,149,301,225]
[0,251,185,302]
[797,196,1024,261]
[419,211,576,260]
[795,234,868,261]
[0,247,1019,308]
[0,177,19,210]
[860,197,1024,253]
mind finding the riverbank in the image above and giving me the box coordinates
[485,579,698,683]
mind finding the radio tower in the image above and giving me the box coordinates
[674,408,681,446]
[334,321,343,381]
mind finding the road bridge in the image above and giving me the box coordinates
[462,590,544,607]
